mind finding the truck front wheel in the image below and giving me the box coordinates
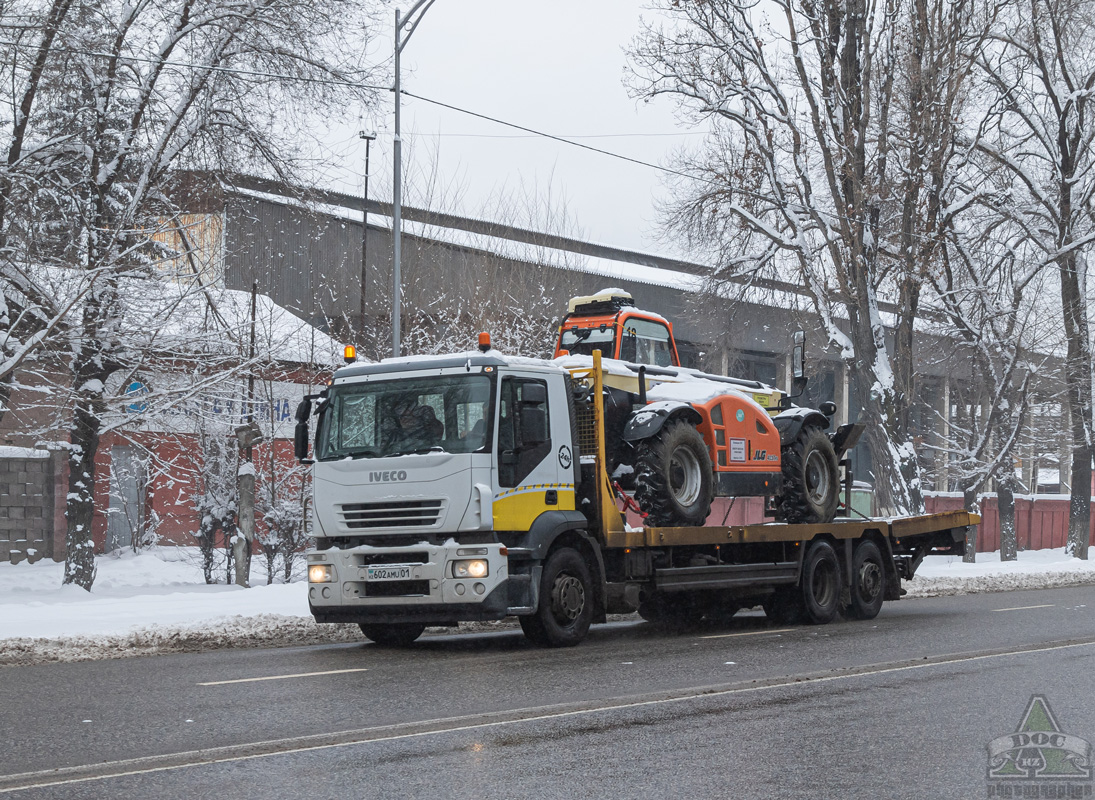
[634,419,714,527]
[778,425,839,523]
[520,547,593,647]
[358,622,426,646]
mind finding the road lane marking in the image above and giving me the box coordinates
[198,668,369,686]
[700,628,794,639]
[992,604,1055,612]
[4,637,1094,794]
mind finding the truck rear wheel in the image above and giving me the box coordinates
[358,622,426,646]
[520,547,593,647]
[845,539,886,620]
[634,419,714,527]
[778,425,839,523]
[801,540,841,624]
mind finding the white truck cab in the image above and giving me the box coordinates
[302,352,584,640]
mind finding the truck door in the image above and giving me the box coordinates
[493,373,576,531]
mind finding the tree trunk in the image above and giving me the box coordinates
[962,484,979,562]
[998,479,1017,562]
[235,468,254,587]
[1067,442,1092,559]
[62,386,103,589]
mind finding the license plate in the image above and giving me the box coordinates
[365,565,413,582]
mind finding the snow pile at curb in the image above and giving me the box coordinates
[0,617,363,667]
[2,546,1094,666]
[905,548,1095,597]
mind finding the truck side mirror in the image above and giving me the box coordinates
[294,398,312,461]
[520,407,548,446]
[294,421,310,461]
[522,383,547,406]
[792,330,805,379]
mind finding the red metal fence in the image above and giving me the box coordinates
[620,494,1090,554]
[924,494,1090,552]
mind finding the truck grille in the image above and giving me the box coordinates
[338,500,444,529]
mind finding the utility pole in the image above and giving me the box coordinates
[392,0,439,358]
[359,131,375,341]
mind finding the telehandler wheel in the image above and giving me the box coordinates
[845,539,886,620]
[634,419,714,527]
[800,539,841,624]
[520,547,593,647]
[778,425,839,523]
[358,622,426,646]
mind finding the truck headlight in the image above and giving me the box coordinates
[308,564,334,583]
[452,559,488,579]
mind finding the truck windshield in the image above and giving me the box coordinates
[559,326,615,358]
[316,375,494,460]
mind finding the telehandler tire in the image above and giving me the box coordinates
[778,425,839,523]
[520,547,593,647]
[634,419,714,527]
[358,622,426,646]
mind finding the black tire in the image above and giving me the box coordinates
[778,425,839,523]
[520,547,594,647]
[358,622,426,646]
[801,539,841,624]
[634,419,714,527]
[845,539,886,620]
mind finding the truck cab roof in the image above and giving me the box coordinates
[333,352,567,383]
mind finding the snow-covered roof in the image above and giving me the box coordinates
[122,280,343,366]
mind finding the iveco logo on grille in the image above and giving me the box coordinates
[369,470,408,482]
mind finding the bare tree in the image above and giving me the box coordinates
[0,0,382,588]
[973,0,1095,558]
[627,0,988,513]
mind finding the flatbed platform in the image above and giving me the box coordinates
[606,510,981,549]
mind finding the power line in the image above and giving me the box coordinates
[405,130,707,140]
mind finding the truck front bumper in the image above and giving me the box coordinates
[305,540,511,626]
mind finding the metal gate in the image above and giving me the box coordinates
[106,445,146,552]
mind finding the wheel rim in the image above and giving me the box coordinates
[810,558,837,608]
[668,445,702,506]
[551,572,586,623]
[857,560,882,602]
[803,449,831,505]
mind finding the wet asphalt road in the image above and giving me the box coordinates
[1,585,1093,799]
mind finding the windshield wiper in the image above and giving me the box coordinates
[341,448,380,459]
[383,445,447,457]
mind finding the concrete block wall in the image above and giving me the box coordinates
[0,450,63,563]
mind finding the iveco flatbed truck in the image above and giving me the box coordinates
[296,332,977,647]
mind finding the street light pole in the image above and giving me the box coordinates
[392,0,438,358]
[358,130,376,341]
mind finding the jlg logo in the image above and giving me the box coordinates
[754,450,766,460]
[369,470,408,482]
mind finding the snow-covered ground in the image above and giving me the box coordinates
[1,546,1093,666]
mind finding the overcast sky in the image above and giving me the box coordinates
[316,0,705,256]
